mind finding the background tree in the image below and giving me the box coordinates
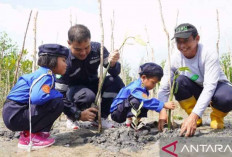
[0,32,32,110]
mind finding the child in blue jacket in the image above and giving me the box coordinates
[2,44,68,149]
[110,63,175,131]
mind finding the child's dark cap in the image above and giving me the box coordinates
[38,44,69,58]
[139,62,163,77]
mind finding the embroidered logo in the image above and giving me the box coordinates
[190,74,199,81]
[176,26,188,33]
[142,93,148,99]
[42,84,51,94]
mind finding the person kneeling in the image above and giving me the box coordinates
[110,63,175,131]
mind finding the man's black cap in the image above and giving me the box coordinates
[38,44,69,58]
[139,62,163,79]
[172,23,198,39]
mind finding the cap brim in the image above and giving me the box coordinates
[171,32,192,40]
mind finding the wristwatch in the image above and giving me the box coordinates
[74,110,82,120]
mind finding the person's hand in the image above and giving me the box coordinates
[109,50,120,67]
[79,107,98,121]
[158,109,167,132]
[164,101,175,110]
[179,112,199,137]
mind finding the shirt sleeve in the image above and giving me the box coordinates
[30,75,63,105]
[55,70,69,94]
[192,52,220,117]
[131,88,164,112]
[62,98,81,121]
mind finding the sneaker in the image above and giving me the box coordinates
[18,131,55,150]
[91,118,118,129]
[38,132,50,139]
[66,119,80,130]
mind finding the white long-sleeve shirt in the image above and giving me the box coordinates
[158,44,229,117]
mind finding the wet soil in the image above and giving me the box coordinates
[0,108,232,157]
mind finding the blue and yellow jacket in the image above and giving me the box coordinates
[7,67,63,105]
[110,78,164,113]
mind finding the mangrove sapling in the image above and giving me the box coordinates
[168,67,191,130]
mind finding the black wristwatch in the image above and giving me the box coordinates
[74,110,82,120]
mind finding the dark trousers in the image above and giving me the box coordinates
[2,98,64,133]
[66,76,125,118]
[111,96,148,123]
[174,75,232,113]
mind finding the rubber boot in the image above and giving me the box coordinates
[179,96,202,127]
[210,106,228,129]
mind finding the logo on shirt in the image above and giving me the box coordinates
[190,74,199,81]
[142,93,148,99]
[42,84,51,94]
[91,56,99,60]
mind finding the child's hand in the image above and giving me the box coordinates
[164,101,175,110]
[158,109,167,132]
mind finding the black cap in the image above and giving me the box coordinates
[139,62,163,79]
[38,44,69,58]
[172,23,198,39]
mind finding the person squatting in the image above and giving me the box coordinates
[2,44,70,149]
[110,63,175,131]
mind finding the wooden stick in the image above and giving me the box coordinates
[70,9,72,27]
[13,10,32,85]
[111,10,115,52]
[32,11,38,72]
[216,9,220,54]
[158,0,172,130]
[98,0,104,133]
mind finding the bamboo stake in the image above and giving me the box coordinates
[13,10,32,85]
[32,11,38,72]
[216,9,220,54]
[0,40,5,82]
[111,10,115,52]
[158,0,172,130]
[70,10,72,27]
[7,71,10,93]
[170,10,179,55]
[97,0,104,132]
[94,37,134,106]
[144,26,154,62]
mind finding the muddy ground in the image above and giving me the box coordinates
[0,107,232,157]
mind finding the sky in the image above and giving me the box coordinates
[0,0,232,75]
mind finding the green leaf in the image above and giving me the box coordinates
[138,101,144,110]
[174,82,178,94]
[178,67,191,73]
[134,35,147,46]
[131,108,137,117]
[174,73,179,80]
[132,117,139,127]
[173,115,183,120]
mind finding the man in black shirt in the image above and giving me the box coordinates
[56,24,124,129]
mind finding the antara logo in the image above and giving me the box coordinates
[162,141,178,157]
